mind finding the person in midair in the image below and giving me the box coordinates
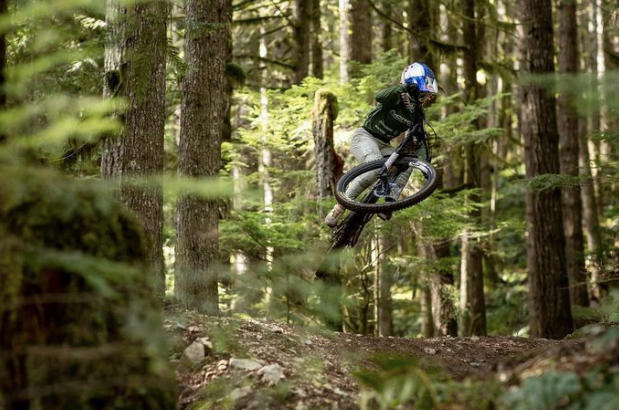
[324,62,439,227]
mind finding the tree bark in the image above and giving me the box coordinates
[459,0,487,337]
[426,239,458,336]
[518,0,573,339]
[175,0,231,314]
[408,0,433,67]
[578,1,604,299]
[101,0,127,179]
[338,0,351,83]
[312,89,342,201]
[292,0,311,84]
[350,0,372,70]
[380,0,392,53]
[310,0,324,78]
[557,0,589,309]
[376,230,393,336]
[420,286,434,338]
[102,0,167,294]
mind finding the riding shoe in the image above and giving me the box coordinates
[324,204,345,228]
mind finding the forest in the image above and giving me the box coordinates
[0,0,618,409]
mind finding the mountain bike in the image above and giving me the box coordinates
[316,90,439,278]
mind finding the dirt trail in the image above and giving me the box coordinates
[167,312,563,410]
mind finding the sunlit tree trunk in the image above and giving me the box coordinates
[578,2,604,299]
[292,0,310,84]
[102,0,167,294]
[585,2,604,221]
[313,90,342,200]
[557,0,589,308]
[176,0,231,314]
[518,0,573,339]
[338,0,351,82]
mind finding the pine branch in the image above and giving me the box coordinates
[233,54,295,70]
[234,15,283,24]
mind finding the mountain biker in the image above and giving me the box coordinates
[324,61,439,228]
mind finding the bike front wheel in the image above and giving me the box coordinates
[335,157,438,213]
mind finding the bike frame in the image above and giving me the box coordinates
[373,123,430,199]
[332,97,431,248]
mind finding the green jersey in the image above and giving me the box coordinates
[362,84,415,142]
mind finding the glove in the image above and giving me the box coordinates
[405,82,419,95]
[400,83,418,113]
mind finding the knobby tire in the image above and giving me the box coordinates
[335,156,438,213]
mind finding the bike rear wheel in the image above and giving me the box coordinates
[335,157,438,213]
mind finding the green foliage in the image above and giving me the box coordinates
[429,93,506,147]
[574,291,619,323]
[528,173,583,194]
[355,354,439,410]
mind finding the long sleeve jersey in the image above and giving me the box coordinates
[362,84,415,142]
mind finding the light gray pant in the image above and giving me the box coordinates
[346,127,411,200]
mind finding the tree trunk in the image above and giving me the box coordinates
[338,0,351,83]
[175,0,231,314]
[312,89,342,201]
[459,0,487,337]
[292,0,311,84]
[578,2,604,299]
[518,0,573,339]
[420,286,434,338]
[350,0,372,71]
[426,239,458,337]
[557,0,589,308]
[310,0,324,78]
[585,2,604,222]
[102,0,167,294]
[380,0,392,52]
[408,0,433,67]
[101,0,127,178]
[376,230,393,336]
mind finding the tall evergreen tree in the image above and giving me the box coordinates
[338,0,351,82]
[408,0,433,67]
[459,0,487,337]
[101,0,167,294]
[309,0,324,78]
[350,0,372,68]
[175,0,231,314]
[518,0,573,339]
[557,0,589,308]
[292,0,310,84]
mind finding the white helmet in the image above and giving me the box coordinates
[400,62,438,94]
